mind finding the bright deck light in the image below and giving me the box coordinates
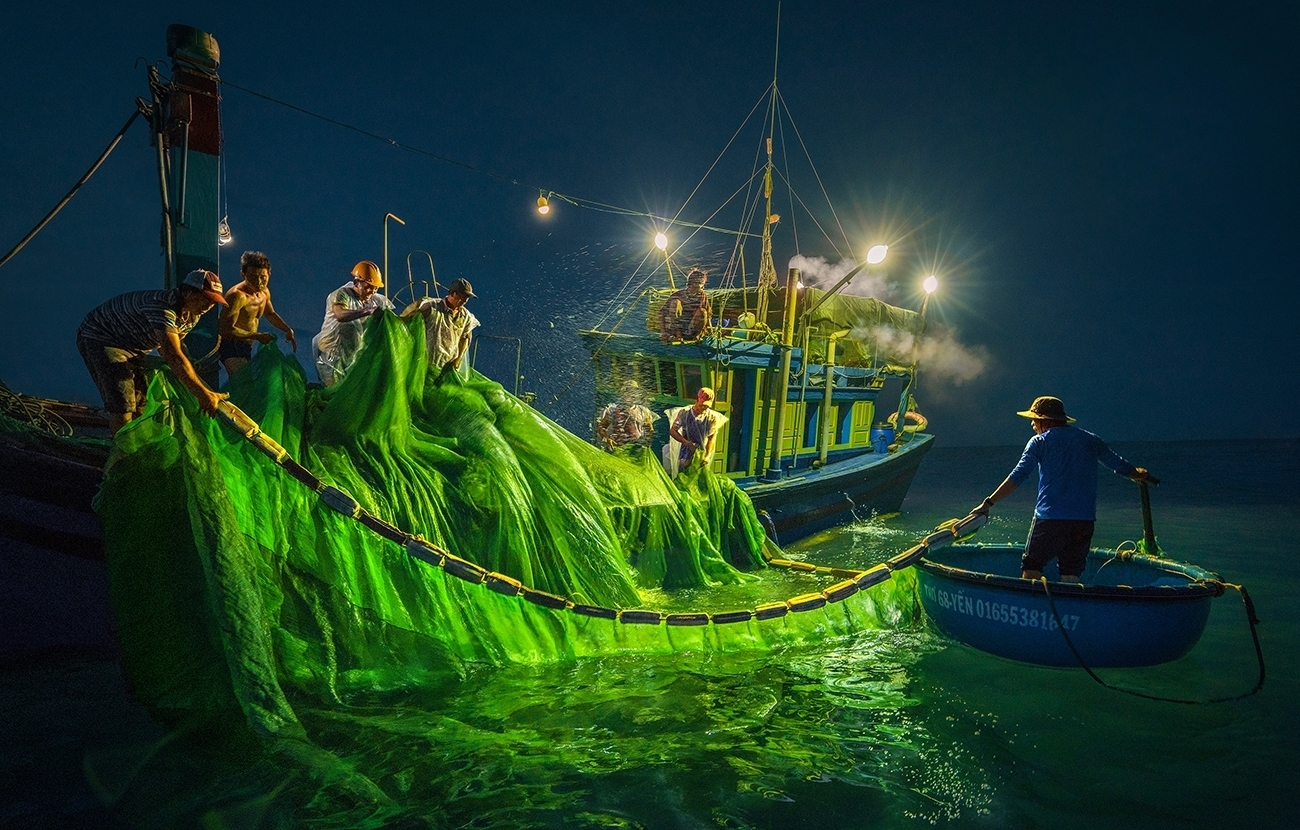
[536,195,550,215]
[218,216,232,246]
[923,275,938,294]
[654,232,668,251]
[866,244,888,265]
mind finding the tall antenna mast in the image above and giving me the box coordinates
[755,5,782,322]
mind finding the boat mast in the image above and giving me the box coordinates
[754,8,780,324]
[760,8,800,480]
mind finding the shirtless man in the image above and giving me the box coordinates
[218,251,296,377]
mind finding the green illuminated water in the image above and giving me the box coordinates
[4,439,1297,828]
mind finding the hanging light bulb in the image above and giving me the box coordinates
[654,232,668,251]
[218,216,233,246]
[536,193,550,215]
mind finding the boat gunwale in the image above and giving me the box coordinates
[917,542,1224,601]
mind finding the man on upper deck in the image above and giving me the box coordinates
[972,396,1150,583]
[76,269,229,435]
[658,268,712,343]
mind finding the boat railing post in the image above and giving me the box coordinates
[763,268,800,480]
[819,329,850,466]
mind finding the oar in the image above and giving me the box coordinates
[1136,473,1162,556]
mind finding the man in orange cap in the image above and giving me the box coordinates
[312,260,393,386]
[974,396,1150,583]
[76,269,230,435]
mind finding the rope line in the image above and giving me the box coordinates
[219,79,750,239]
[213,399,981,626]
[0,107,143,270]
[1038,576,1266,704]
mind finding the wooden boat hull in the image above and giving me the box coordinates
[744,434,933,542]
[915,543,1221,667]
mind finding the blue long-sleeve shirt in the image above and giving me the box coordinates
[1008,426,1138,521]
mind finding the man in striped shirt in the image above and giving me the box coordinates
[76,269,230,435]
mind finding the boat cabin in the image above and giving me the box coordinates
[579,278,926,485]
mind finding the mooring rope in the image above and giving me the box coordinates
[1038,576,1266,704]
[214,399,980,626]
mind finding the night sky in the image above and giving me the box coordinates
[2,1,1296,447]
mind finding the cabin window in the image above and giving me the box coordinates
[682,364,704,399]
[657,361,678,397]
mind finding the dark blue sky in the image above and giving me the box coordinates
[2,1,1296,446]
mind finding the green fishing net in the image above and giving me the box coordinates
[93,310,922,777]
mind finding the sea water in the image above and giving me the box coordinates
[2,439,1297,828]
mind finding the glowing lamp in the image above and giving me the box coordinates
[923,275,938,294]
[218,216,232,246]
[536,194,550,215]
[654,232,668,251]
[865,244,888,265]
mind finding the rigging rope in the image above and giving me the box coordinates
[219,79,750,239]
[0,107,143,270]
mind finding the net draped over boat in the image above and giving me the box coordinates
[92,310,920,764]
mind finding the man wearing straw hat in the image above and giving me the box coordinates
[973,396,1149,583]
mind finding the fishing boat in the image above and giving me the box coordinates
[915,542,1224,667]
[578,73,936,544]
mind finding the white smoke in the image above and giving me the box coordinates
[853,323,988,386]
[789,255,897,301]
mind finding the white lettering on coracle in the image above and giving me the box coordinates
[922,584,1078,631]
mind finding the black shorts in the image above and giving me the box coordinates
[218,337,254,362]
[1021,518,1095,577]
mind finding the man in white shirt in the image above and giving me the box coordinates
[400,278,480,381]
[312,260,394,387]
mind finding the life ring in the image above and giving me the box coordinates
[887,410,928,434]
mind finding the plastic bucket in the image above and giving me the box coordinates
[869,423,895,453]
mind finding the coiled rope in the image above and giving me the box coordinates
[215,400,984,626]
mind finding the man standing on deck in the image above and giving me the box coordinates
[972,396,1150,583]
[76,269,229,435]
[658,268,712,343]
[670,387,722,468]
[312,261,393,387]
[399,278,480,381]
[597,380,655,451]
[218,251,297,378]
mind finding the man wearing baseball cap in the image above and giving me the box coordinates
[76,269,230,435]
[973,396,1150,583]
[399,277,480,380]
